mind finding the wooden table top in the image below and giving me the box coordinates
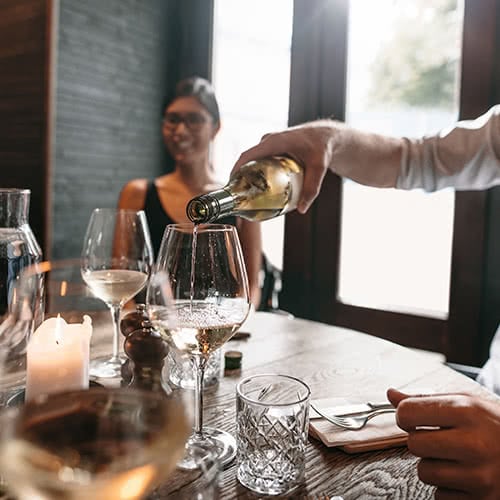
[91,309,492,499]
[199,311,490,500]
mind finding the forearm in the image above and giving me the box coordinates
[329,123,403,188]
[285,119,404,188]
[312,106,500,192]
[233,106,500,212]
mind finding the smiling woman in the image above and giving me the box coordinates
[117,76,263,309]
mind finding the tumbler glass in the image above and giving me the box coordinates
[164,349,222,390]
[236,373,310,496]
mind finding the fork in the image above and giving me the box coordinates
[310,402,396,430]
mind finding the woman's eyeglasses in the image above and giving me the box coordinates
[162,112,209,131]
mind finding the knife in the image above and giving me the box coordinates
[309,401,394,419]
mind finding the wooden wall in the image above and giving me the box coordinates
[51,0,173,258]
[0,0,52,253]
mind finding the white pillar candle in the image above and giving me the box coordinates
[25,315,93,401]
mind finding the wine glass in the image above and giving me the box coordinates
[81,209,153,379]
[147,223,250,468]
[0,387,190,500]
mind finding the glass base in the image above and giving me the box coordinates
[237,457,304,496]
[178,428,236,470]
[89,354,127,379]
[159,444,220,499]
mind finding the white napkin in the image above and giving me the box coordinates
[309,397,407,454]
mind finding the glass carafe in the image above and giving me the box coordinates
[0,188,42,401]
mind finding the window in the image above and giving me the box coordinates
[211,0,294,269]
[277,0,498,365]
[338,0,463,319]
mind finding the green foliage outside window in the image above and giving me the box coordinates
[367,0,461,110]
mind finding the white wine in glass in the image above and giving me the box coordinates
[148,223,250,468]
[154,300,247,355]
[0,388,190,500]
[81,209,153,379]
[83,269,148,305]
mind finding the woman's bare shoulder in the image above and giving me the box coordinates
[155,173,178,189]
[118,178,149,209]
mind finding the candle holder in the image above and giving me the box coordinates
[10,259,112,400]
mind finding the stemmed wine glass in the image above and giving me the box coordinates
[0,387,190,500]
[81,209,153,379]
[147,224,250,468]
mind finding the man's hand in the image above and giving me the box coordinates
[232,123,336,214]
[388,388,500,500]
[232,120,402,214]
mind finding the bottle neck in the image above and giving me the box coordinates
[0,189,30,227]
[186,188,236,223]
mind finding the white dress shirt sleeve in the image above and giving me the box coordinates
[397,105,500,192]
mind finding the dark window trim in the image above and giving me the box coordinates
[282,0,500,365]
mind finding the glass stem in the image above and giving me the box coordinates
[109,304,121,361]
[193,355,207,438]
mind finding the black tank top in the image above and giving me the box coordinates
[143,181,237,257]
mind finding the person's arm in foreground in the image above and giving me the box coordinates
[233,105,500,213]
[387,388,500,500]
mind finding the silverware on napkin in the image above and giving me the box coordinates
[309,401,393,419]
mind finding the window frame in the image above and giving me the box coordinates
[280,0,500,366]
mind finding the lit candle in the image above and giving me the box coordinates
[25,315,93,401]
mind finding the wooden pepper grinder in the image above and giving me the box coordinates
[120,304,171,396]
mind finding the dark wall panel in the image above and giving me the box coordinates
[0,0,51,253]
[51,0,172,258]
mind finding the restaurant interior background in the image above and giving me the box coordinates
[1,0,499,368]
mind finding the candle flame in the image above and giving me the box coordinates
[60,280,68,297]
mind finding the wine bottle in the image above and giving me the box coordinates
[186,156,304,223]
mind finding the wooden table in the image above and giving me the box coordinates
[91,309,493,499]
[193,311,492,500]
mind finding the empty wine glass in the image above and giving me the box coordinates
[81,209,153,379]
[0,387,190,500]
[147,224,250,468]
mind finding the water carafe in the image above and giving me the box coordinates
[0,188,42,399]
